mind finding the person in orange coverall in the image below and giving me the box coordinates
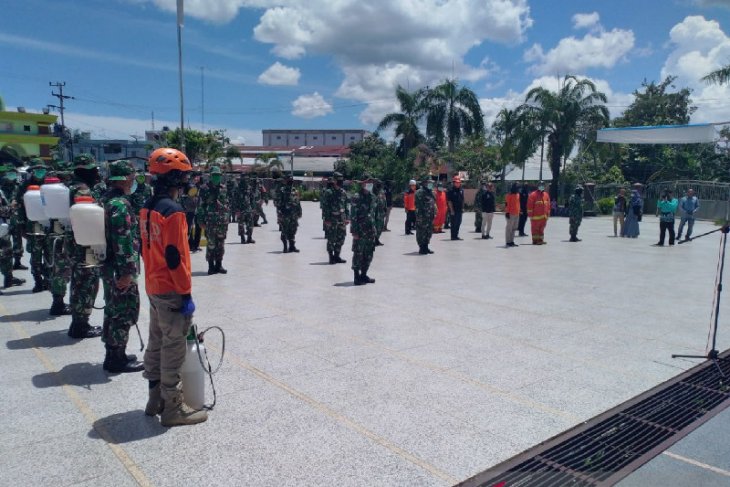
[433,182,447,233]
[527,181,550,245]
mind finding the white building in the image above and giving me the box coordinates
[262,129,370,147]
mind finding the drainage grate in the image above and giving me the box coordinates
[457,350,730,487]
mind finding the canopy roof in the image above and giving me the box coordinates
[597,123,716,144]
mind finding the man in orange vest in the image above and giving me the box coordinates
[504,183,521,247]
[403,179,416,235]
[527,181,550,245]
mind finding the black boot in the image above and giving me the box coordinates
[32,277,45,293]
[207,260,217,275]
[13,257,28,270]
[247,230,255,244]
[49,295,71,316]
[375,239,383,246]
[4,274,25,288]
[427,246,434,254]
[282,236,289,253]
[361,267,375,284]
[216,260,227,274]
[288,240,299,253]
[68,320,102,339]
[334,251,346,264]
[419,245,427,255]
[241,235,247,244]
[354,269,365,286]
[328,251,335,264]
[103,346,145,373]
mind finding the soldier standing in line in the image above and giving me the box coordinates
[256,177,269,225]
[276,174,302,253]
[226,174,237,223]
[0,165,25,294]
[44,166,71,315]
[415,177,436,255]
[100,160,144,373]
[0,167,26,271]
[321,172,349,264]
[128,170,153,217]
[197,166,229,274]
[67,153,103,339]
[473,180,484,233]
[568,186,584,243]
[16,158,49,293]
[373,179,386,246]
[350,175,377,285]
[235,173,257,244]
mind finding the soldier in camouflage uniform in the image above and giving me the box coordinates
[197,165,229,274]
[44,165,72,315]
[100,160,144,373]
[128,170,153,216]
[569,186,584,242]
[16,158,49,293]
[0,167,26,270]
[276,174,302,253]
[373,179,386,246]
[227,175,237,223]
[415,177,436,255]
[67,153,103,339]
[350,175,377,285]
[234,173,257,244]
[256,177,269,225]
[321,172,349,264]
[0,165,25,294]
[473,181,484,233]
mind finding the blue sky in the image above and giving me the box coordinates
[2,0,730,145]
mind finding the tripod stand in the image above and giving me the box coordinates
[673,226,730,378]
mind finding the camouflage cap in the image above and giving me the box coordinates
[73,153,97,169]
[107,160,135,181]
[209,165,222,174]
[28,157,48,169]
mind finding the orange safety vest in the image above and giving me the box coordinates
[527,190,550,220]
[403,190,416,211]
[505,193,520,216]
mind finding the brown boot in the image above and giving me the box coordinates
[160,389,208,427]
[145,381,164,416]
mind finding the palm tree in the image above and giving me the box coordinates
[424,79,485,155]
[702,65,730,85]
[377,86,427,158]
[521,75,609,201]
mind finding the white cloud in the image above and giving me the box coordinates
[257,62,301,86]
[63,112,262,145]
[572,12,600,30]
[525,23,635,75]
[661,15,730,123]
[291,92,333,119]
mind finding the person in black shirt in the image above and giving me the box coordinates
[480,182,496,239]
[518,184,530,237]
[383,181,393,232]
[446,175,465,240]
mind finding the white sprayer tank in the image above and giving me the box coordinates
[41,177,71,221]
[69,196,106,246]
[181,338,206,410]
[23,185,48,223]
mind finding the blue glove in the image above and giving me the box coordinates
[181,295,196,317]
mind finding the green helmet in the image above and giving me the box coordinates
[107,160,135,181]
[28,157,47,169]
[73,153,97,169]
[209,165,222,175]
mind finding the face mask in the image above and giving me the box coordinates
[130,180,138,194]
[427,183,434,190]
[3,174,17,182]
[136,175,146,184]
[538,186,545,191]
[210,174,222,185]
[33,169,47,180]
[365,183,373,193]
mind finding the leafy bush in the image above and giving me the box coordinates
[299,189,321,202]
[597,196,614,215]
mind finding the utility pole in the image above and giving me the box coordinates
[49,81,75,159]
[176,0,186,152]
[200,66,205,131]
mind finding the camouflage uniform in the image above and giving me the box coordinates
[128,175,153,216]
[569,187,584,242]
[67,154,103,339]
[256,178,269,224]
[227,177,237,223]
[16,159,49,292]
[373,181,386,245]
[0,173,24,267]
[0,166,23,291]
[234,175,257,244]
[43,167,73,315]
[473,185,484,232]
[197,166,229,273]
[415,181,436,254]
[350,183,377,285]
[321,175,349,263]
[275,176,302,253]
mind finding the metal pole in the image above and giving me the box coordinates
[177,14,186,152]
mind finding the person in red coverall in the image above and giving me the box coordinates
[527,181,550,245]
[433,182,447,233]
[140,148,207,427]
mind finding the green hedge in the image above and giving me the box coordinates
[597,196,614,215]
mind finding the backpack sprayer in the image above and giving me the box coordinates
[182,323,225,410]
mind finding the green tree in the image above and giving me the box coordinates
[377,86,427,158]
[165,128,229,166]
[702,65,730,86]
[450,136,501,183]
[522,75,609,200]
[424,79,485,161]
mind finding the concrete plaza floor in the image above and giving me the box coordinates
[2,202,730,486]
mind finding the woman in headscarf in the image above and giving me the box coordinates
[622,189,642,238]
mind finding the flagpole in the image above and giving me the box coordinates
[177,0,186,152]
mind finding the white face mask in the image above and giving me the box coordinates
[364,183,373,193]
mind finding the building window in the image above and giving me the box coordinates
[23,125,31,132]
[276,136,281,139]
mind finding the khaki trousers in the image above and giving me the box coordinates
[505,214,518,243]
[143,293,191,401]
